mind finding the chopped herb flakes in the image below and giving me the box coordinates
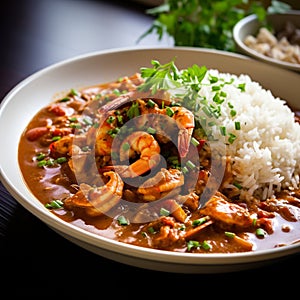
[45,200,64,209]
[187,240,211,251]
[137,59,246,144]
[117,215,129,226]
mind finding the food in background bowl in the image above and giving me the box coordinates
[18,58,300,254]
[233,11,300,72]
[243,21,300,65]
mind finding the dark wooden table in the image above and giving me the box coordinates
[1,0,299,296]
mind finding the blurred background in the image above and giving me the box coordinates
[1,0,299,103]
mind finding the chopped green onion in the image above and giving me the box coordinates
[256,228,267,237]
[168,156,179,166]
[235,121,241,130]
[212,85,221,91]
[191,137,200,147]
[147,99,156,108]
[127,102,140,119]
[230,110,237,117]
[45,199,64,209]
[106,116,115,124]
[36,153,46,161]
[187,240,200,251]
[107,127,120,137]
[59,97,70,102]
[46,159,55,166]
[56,157,67,164]
[186,160,196,169]
[228,102,234,109]
[147,127,156,135]
[37,160,47,167]
[83,117,93,126]
[94,94,101,100]
[141,232,147,237]
[238,83,246,92]
[51,136,61,141]
[220,91,227,97]
[113,89,121,96]
[70,123,82,129]
[117,115,123,124]
[70,88,79,96]
[111,152,118,160]
[233,182,242,189]
[220,126,226,136]
[68,117,78,122]
[122,142,130,151]
[225,231,236,238]
[182,166,189,174]
[160,207,170,216]
[117,215,129,226]
[202,106,212,117]
[201,240,212,250]
[148,227,156,234]
[81,146,90,152]
[192,216,208,227]
[228,133,237,144]
[209,76,218,83]
[179,224,186,231]
[166,106,174,117]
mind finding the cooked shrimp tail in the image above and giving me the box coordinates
[64,171,124,216]
[99,91,134,113]
[88,171,124,213]
[178,126,194,158]
[173,106,195,157]
[109,131,161,178]
[112,155,160,178]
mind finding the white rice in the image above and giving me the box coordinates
[195,69,300,200]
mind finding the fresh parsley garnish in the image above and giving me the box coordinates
[137,58,242,144]
[138,0,291,52]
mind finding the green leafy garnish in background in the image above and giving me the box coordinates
[137,0,291,52]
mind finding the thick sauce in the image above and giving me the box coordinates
[18,73,300,253]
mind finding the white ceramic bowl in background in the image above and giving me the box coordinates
[233,10,300,72]
[1,47,300,273]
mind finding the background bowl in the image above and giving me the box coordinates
[233,10,300,72]
[1,47,300,273]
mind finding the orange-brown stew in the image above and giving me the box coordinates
[18,73,300,253]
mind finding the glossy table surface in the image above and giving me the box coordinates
[1,0,300,295]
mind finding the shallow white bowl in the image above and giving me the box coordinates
[233,10,300,72]
[1,46,300,273]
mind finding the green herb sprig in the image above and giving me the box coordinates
[137,58,242,144]
[138,0,291,52]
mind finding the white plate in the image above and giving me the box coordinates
[1,46,300,273]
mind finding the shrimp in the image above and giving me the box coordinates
[50,135,73,157]
[84,112,118,157]
[64,171,124,217]
[165,105,194,158]
[99,95,194,157]
[200,192,253,228]
[137,99,195,157]
[110,131,161,178]
[137,168,184,201]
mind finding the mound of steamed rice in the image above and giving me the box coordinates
[197,69,300,200]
